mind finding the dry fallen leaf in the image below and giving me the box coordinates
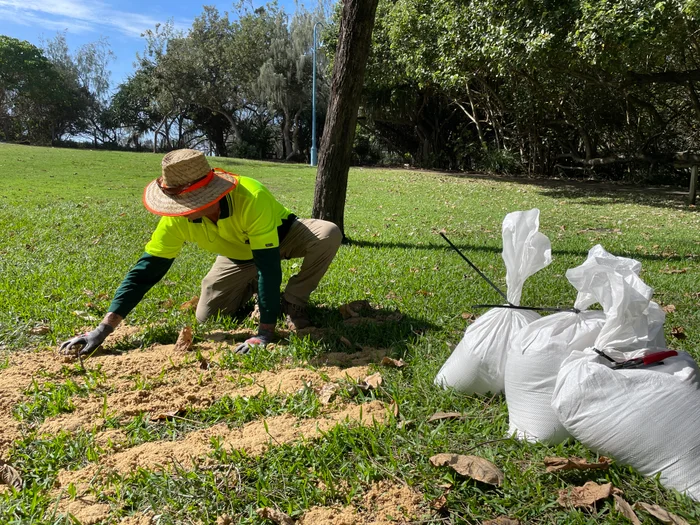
[256,507,294,525]
[339,300,371,319]
[659,268,687,274]
[380,356,406,368]
[216,515,233,525]
[428,412,465,422]
[662,304,676,314]
[461,312,476,321]
[429,494,448,512]
[388,401,399,417]
[29,325,50,335]
[634,502,690,525]
[429,453,504,486]
[0,460,22,490]
[483,518,522,525]
[671,326,687,339]
[544,456,612,472]
[174,326,194,352]
[159,298,175,309]
[557,481,614,508]
[318,383,340,405]
[340,336,353,348]
[152,409,186,421]
[613,494,641,525]
[362,372,383,389]
[180,296,199,311]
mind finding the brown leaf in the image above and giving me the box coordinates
[0,460,22,490]
[430,494,448,512]
[180,296,199,311]
[152,409,186,421]
[256,507,294,525]
[634,502,691,525]
[362,372,383,389]
[339,336,353,348]
[29,325,50,336]
[380,356,406,368]
[659,268,687,274]
[613,494,641,525]
[429,453,504,486]
[671,326,687,339]
[318,383,340,405]
[174,326,194,352]
[428,412,465,422]
[199,357,210,370]
[483,518,522,525]
[557,481,614,508]
[159,298,175,309]
[662,304,676,314]
[339,300,371,319]
[544,456,612,472]
[388,401,399,417]
[461,312,476,321]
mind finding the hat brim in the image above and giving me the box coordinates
[143,171,237,217]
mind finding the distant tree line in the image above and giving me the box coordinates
[1,0,699,182]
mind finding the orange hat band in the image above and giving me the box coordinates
[157,170,215,196]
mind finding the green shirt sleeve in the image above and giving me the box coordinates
[251,247,282,324]
[108,253,174,318]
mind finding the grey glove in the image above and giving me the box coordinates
[59,323,114,356]
[234,328,275,355]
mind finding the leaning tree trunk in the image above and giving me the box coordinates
[312,0,380,236]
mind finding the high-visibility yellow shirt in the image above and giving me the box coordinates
[144,175,293,260]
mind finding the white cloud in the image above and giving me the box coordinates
[0,0,171,37]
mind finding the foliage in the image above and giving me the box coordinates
[0,36,90,145]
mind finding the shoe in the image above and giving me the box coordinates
[281,297,311,330]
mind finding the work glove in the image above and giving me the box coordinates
[234,328,275,355]
[59,323,114,356]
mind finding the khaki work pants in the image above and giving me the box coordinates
[195,218,342,322]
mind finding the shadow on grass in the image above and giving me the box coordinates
[347,239,695,263]
[308,303,438,355]
[434,170,697,212]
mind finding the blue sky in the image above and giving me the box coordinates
[0,0,307,91]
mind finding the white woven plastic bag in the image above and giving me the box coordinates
[435,209,551,394]
[552,348,700,500]
[504,245,646,444]
[551,263,700,500]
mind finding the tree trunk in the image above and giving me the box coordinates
[281,109,293,159]
[312,0,380,236]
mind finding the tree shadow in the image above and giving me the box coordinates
[434,170,697,211]
[347,239,694,263]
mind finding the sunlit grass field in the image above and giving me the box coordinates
[0,143,698,524]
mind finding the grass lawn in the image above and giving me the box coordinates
[0,143,699,524]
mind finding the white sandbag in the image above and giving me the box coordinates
[504,244,644,444]
[552,348,700,500]
[435,209,551,394]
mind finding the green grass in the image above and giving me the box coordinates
[1,143,699,524]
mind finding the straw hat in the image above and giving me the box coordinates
[143,149,237,216]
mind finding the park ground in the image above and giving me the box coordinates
[0,143,699,524]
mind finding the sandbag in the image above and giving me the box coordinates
[435,209,551,394]
[552,348,700,500]
[504,245,645,444]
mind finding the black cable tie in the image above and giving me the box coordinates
[439,232,512,305]
[472,304,580,314]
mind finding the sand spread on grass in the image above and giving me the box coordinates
[0,348,69,453]
[59,498,111,525]
[56,400,387,489]
[118,512,155,525]
[37,360,371,436]
[298,480,427,525]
